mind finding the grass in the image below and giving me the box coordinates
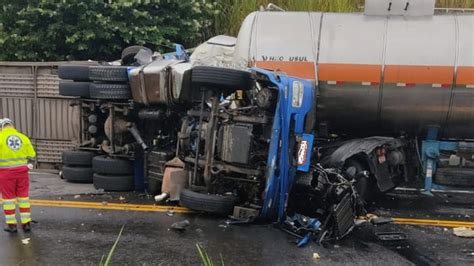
[214,0,474,36]
[99,225,125,266]
[196,243,224,266]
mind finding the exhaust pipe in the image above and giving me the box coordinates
[127,123,149,151]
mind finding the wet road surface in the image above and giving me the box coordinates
[0,173,472,265]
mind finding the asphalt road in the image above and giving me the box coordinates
[0,173,473,265]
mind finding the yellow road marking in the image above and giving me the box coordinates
[1,199,473,227]
[393,218,474,228]
[2,199,193,214]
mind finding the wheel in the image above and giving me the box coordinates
[344,159,373,200]
[121,45,152,65]
[58,65,129,82]
[434,168,474,187]
[92,156,134,175]
[191,66,253,91]
[62,150,95,166]
[93,173,134,191]
[58,65,91,81]
[59,81,90,98]
[89,66,129,82]
[179,188,238,215]
[89,83,132,100]
[62,166,93,183]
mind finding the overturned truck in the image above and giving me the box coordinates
[58,0,474,241]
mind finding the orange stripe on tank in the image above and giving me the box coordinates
[318,64,381,83]
[456,66,474,85]
[255,61,315,80]
[384,65,454,85]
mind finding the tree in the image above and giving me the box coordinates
[0,0,218,61]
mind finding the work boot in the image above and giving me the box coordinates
[4,224,17,233]
[22,222,31,232]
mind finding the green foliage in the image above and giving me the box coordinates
[196,242,224,266]
[99,225,125,266]
[213,0,474,36]
[0,0,218,61]
[0,0,472,61]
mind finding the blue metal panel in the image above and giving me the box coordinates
[255,68,314,221]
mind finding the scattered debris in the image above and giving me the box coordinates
[375,232,408,242]
[166,210,175,217]
[101,201,108,206]
[21,238,31,245]
[284,213,322,248]
[312,253,321,259]
[74,195,81,199]
[355,214,393,226]
[170,219,190,232]
[371,217,394,225]
[119,196,126,201]
[453,227,474,238]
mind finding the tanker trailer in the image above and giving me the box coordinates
[232,0,474,195]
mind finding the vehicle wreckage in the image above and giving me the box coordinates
[57,0,474,244]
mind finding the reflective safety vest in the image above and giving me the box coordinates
[0,127,36,168]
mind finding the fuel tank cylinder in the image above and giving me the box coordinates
[234,6,474,139]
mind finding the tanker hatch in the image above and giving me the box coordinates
[365,0,435,16]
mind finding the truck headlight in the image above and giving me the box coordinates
[292,81,304,108]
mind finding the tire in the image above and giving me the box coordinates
[62,166,93,183]
[121,45,151,65]
[62,150,95,166]
[58,65,90,81]
[179,188,238,215]
[434,168,474,187]
[59,81,90,98]
[89,66,129,82]
[89,83,131,100]
[93,173,134,191]
[92,156,134,175]
[58,65,129,82]
[191,66,253,91]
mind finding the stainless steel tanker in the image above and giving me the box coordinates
[233,1,474,139]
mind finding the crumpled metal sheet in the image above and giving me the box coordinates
[190,35,243,69]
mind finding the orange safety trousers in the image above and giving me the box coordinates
[0,166,31,225]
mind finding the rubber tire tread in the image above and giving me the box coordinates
[434,168,474,187]
[62,166,93,182]
[89,83,131,100]
[59,81,90,98]
[92,156,133,175]
[57,65,128,82]
[58,65,91,81]
[180,188,237,215]
[93,173,134,191]
[62,150,95,166]
[121,45,150,65]
[89,66,129,82]
[191,66,252,91]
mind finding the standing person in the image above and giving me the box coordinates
[0,118,36,233]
